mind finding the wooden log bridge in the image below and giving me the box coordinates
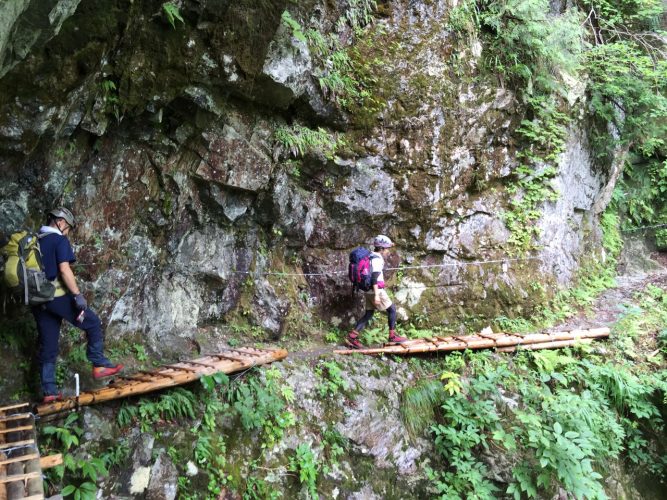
[0,403,62,500]
[333,327,610,356]
[35,347,288,417]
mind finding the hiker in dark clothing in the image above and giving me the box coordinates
[346,235,407,349]
[33,207,123,403]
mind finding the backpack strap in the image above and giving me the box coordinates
[17,232,50,305]
[17,234,34,305]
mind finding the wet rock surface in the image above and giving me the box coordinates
[0,0,620,349]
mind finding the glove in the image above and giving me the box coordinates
[73,293,88,311]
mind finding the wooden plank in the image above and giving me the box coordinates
[38,454,62,470]
[224,347,266,357]
[0,454,39,467]
[0,414,32,423]
[0,451,6,500]
[184,361,221,370]
[0,404,29,415]
[335,328,610,356]
[497,338,593,352]
[116,375,155,383]
[210,353,247,363]
[0,470,41,484]
[0,426,33,435]
[164,365,198,373]
[36,348,288,416]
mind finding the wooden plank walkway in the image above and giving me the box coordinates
[35,347,288,417]
[334,327,610,356]
[0,403,44,500]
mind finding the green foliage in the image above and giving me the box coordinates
[289,443,318,499]
[117,387,196,431]
[449,1,665,251]
[502,207,621,331]
[447,0,584,251]
[320,427,347,474]
[61,482,97,500]
[42,412,82,451]
[229,368,295,447]
[419,278,667,497]
[243,475,281,500]
[614,156,667,231]
[400,378,444,437]
[587,41,667,155]
[315,359,350,397]
[274,124,345,159]
[280,3,382,117]
[281,11,307,42]
[100,441,130,470]
[40,413,107,499]
[426,368,505,499]
[100,79,120,122]
[448,0,584,105]
[422,346,666,498]
[582,1,667,229]
[503,97,568,252]
[357,324,386,346]
[162,2,184,29]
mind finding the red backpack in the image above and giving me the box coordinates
[348,247,377,292]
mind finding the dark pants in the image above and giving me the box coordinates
[32,295,113,396]
[354,304,397,332]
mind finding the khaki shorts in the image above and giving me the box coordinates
[364,289,393,311]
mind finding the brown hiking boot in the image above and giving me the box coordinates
[345,330,365,349]
[388,330,407,343]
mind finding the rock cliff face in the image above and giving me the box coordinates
[0,0,619,349]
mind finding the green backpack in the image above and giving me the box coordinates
[1,231,56,305]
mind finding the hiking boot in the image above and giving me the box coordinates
[42,393,63,404]
[388,330,407,343]
[92,364,124,379]
[345,330,365,349]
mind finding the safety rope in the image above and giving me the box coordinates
[0,443,38,454]
[226,256,542,278]
[0,412,36,422]
[621,223,667,232]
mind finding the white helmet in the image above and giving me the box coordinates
[48,207,76,228]
[373,234,394,248]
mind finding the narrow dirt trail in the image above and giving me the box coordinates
[551,257,667,333]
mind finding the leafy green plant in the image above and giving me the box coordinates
[280,3,381,116]
[281,11,307,43]
[315,360,350,397]
[117,388,196,431]
[40,413,107,499]
[100,441,130,470]
[320,427,347,474]
[42,412,82,451]
[61,482,97,500]
[162,2,184,29]
[400,378,444,437]
[100,79,120,122]
[290,443,318,499]
[244,475,282,500]
[228,368,295,447]
[274,124,345,159]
